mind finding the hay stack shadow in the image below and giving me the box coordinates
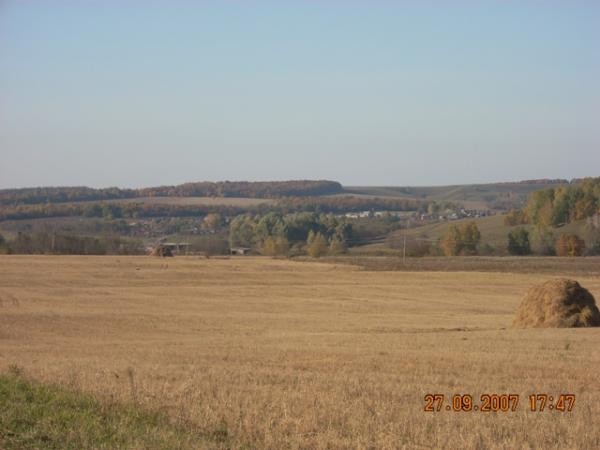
[513,278,600,328]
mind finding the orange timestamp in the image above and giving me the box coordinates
[424,394,575,412]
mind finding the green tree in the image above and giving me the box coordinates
[507,228,531,255]
[283,212,320,243]
[229,215,256,248]
[306,231,328,258]
[255,213,285,242]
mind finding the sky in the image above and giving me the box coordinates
[1,1,599,189]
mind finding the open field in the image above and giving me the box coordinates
[1,256,600,449]
[311,255,600,275]
[58,196,274,207]
[345,180,571,210]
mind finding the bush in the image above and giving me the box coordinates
[507,228,531,255]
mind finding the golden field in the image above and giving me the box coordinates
[1,256,600,449]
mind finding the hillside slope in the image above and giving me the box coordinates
[357,214,594,256]
[345,179,572,210]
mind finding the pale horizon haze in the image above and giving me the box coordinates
[1,1,599,189]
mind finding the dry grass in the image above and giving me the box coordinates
[314,255,600,275]
[1,256,600,449]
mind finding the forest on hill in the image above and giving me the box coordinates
[525,177,600,227]
[0,195,424,222]
[0,180,343,206]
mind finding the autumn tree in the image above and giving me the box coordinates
[306,231,328,258]
[461,222,481,255]
[260,236,290,256]
[526,189,555,229]
[203,213,222,231]
[440,222,481,256]
[556,234,586,257]
[440,225,462,256]
[524,178,600,228]
[504,209,528,226]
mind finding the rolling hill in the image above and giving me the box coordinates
[344,179,573,210]
[354,214,595,256]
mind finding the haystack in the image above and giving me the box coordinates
[149,245,173,257]
[513,278,600,328]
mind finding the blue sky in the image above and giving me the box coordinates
[1,1,599,188]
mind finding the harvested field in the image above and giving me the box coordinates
[1,256,600,449]
[316,255,600,275]
[42,196,274,207]
[115,196,273,206]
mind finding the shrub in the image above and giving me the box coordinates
[507,228,531,255]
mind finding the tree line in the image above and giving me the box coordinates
[0,202,251,222]
[0,196,423,222]
[229,212,353,257]
[438,221,598,257]
[0,180,343,206]
[506,228,593,256]
[525,177,600,228]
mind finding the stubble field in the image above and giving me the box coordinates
[1,256,599,449]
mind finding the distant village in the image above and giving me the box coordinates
[340,208,494,221]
